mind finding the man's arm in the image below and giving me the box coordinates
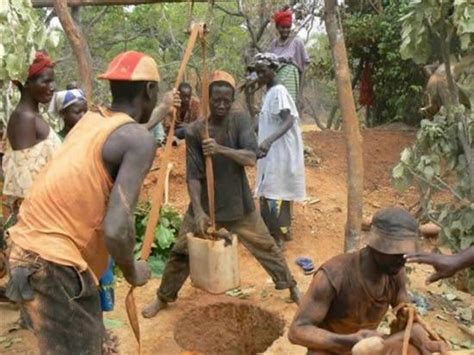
[257,109,294,158]
[202,140,256,167]
[103,125,156,286]
[406,246,474,284]
[187,178,209,235]
[202,114,257,167]
[145,90,180,131]
[185,126,211,235]
[288,271,380,352]
[390,269,450,354]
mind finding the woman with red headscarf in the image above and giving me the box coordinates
[270,6,310,108]
[1,51,61,325]
[2,51,61,227]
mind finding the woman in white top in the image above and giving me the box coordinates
[254,53,306,247]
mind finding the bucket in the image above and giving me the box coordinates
[187,233,240,294]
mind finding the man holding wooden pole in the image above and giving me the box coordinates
[143,70,300,318]
[5,51,178,354]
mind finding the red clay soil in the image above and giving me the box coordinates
[1,128,472,355]
[174,301,284,355]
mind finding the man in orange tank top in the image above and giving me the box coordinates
[5,51,179,354]
[288,207,449,355]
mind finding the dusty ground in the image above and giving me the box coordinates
[1,127,473,354]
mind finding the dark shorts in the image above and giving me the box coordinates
[7,246,103,355]
[259,197,292,241]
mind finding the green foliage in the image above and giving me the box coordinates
[54,3,249,102]
[400,0,474,64]
[392,107,474,292]
[343,1,425,125]
[134,202,182,277]
[0,2,60,129]
[394,0,474,292]
[307,33,333,80]
[0,1,59,82]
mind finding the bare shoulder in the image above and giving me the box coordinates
[8,109,36,128]
[310,269,336,298]
[7,109,37,143]
[103,123,156,164]
[112,124,155,149]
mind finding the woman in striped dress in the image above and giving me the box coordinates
[270,7,310,107]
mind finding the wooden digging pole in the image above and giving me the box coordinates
[324,0,364,252]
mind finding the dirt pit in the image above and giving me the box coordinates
[174,301,285,355]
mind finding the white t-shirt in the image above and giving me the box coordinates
[256,84,306,201]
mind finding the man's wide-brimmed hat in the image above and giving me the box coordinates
[365,207,419,255]
[98,51,160,82]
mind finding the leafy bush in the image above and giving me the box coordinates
[392,107,474,292]
[393,0,474,292]
[133,202,182,277]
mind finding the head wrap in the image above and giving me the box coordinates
[273,9,293,27]
[98,51,160,82]
[253,53,280,69]
[210,70,236,89]
[48,89,87,115]
[365,207,419,255]
[28,51,55,79]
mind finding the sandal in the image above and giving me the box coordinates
[295,256,315,275]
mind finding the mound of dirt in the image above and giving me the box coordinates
[174,301,285,355]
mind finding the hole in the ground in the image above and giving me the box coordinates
[174,301,285,355]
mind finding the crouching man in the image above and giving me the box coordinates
[288,207,449,355]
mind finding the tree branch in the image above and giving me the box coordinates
[53,0,93,101]
[214,3,243,17]
[85,6,109,29]
[402,163,471,206]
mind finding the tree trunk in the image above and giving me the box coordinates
[326,60,362,130]
[324,0,364,252]
[53,0,93,101]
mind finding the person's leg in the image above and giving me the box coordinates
[259,198,292,246]
[22,259,103,354]
[142,211,195,318]
[259,197,281,247]
[226,211,300,303]
[277,200,292,242]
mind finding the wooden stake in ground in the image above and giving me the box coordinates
[53,0,93,101]
[199,27,216,231]
[324,0,364,252]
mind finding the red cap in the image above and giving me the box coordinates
[98,51,160,82]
